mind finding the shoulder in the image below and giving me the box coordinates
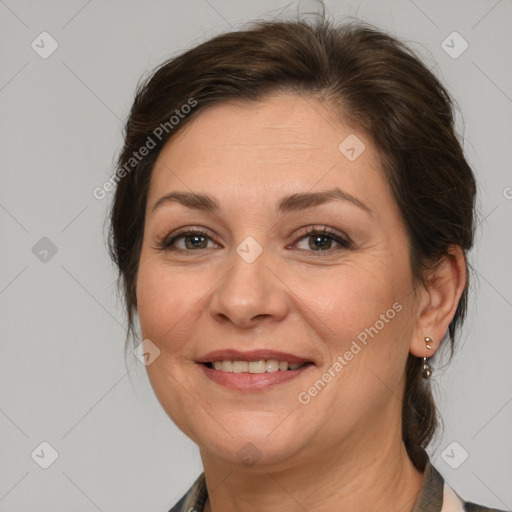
[463,502,510,512]
[412,451,508,512]
[168,473,207,512]
[436,464,508,512]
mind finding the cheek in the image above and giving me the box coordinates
[294,264,412,416]
[135,256,207,434]
[294,255,414,396]
[136,255,206,345]
[299,259,408,341]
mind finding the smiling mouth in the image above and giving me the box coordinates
[203,360,312,373]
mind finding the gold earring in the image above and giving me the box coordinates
[422,337,433,379]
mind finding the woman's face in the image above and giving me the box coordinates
[136,94,421,468]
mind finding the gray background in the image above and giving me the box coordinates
[1,0,511,510]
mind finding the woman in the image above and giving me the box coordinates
[108,16,507,512]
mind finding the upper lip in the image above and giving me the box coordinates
[196,349,312,365]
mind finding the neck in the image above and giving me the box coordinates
[200,428,424,512]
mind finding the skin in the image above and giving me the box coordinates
[136,93,466,512]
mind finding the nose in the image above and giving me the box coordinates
[209,245,289,329]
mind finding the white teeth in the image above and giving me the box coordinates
[221,360,233,372]
[266,359,279,372]
[209,360,306,373]
[248,360,266,373]
[233,361,248,373]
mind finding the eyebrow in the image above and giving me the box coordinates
[151,187,372,216]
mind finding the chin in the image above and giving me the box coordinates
[186,411,317,469]
[202,437,307,469]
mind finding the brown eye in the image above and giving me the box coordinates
[307,234,334,251]
[183,234,208,249]
[294,228,351,252]
[157,230,218,251]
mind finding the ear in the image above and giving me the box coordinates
[409,246,467,358]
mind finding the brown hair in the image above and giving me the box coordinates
[108,16,476,469]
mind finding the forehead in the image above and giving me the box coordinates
[147,93,386,211]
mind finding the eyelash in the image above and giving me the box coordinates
[154,226,352,254]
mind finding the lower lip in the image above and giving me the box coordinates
[198,364,313,391]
